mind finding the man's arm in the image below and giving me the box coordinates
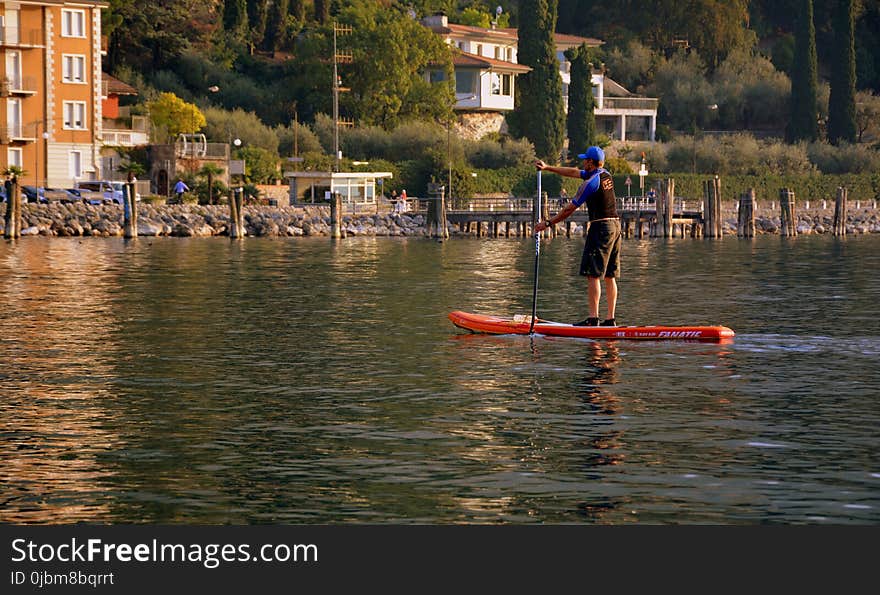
[535,201,578,232]
[535,160,582,179]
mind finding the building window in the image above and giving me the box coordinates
[69,151,82,179]
[428,69,446,84]
[63,101,87,129]
[491,73,512,96]
[8,148,23,168]
[494,46,501,59]
[7,98,22,137]
[476,44,483,56]
[62,55,87,83]
[506,48,512,61]
[61,9,86,38]
[502,74,511,96]
[455,71,477,95]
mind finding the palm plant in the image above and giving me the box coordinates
[198,163,225,204]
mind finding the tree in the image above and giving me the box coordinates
[514,0,565,162]
[565,44,595,161]
[558,0,752,70]
[649,51,714,131]
[235,146,279,183]
[117,160,146,183]
[712,47,791,131]
[263,0,289,52]
[223,0,248,35]
[198,163,225,204]
[314,0,330,24]
[855,90,880,142]
[246,0,269,51]
[148,92,206,141]
[787,0,819,143]
[827,0,857,144]
[339,3,454,128]
[289,0,305,21]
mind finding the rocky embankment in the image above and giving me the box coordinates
[2,202,878,237]
[2,203,431,237]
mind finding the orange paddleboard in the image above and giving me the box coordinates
[449,311,735,341]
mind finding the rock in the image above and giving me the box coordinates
[173,223,195,237]
[21,226,40,236]
[139,222,163,236]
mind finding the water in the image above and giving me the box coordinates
[1,234,878,524]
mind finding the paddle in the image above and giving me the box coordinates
[529,171,541,334]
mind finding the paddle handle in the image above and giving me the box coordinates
[530,171,541,334]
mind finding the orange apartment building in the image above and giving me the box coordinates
[2,0,106,189]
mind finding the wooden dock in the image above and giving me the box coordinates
[435,197,706,239]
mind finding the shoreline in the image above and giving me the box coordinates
[3,202,879,237]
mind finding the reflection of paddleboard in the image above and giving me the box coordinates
[448,311,735,341]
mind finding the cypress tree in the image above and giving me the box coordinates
[246,0,269,49]
[263,0,288,52]
[223,0,248,35]
[289,0,305,21]
[515,0,565,162]
[314,0,330,24]
[564,44,595,161]
[828,0,857,144]
[786,0,819,143]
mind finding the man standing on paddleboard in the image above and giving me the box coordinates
[535,146,621,327]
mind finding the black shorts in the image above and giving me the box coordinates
[579,219,621,278]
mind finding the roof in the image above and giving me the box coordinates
[601,76,634,97]
[429,20,602,50]
[102,72,138,96]
[452,51,531,74]
[495,28,603,49]
[553,32,604,49]
[425,22,518,44]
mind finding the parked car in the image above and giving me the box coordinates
[74,180,140,205]
[43,188,77,203]
[21,186,48,203]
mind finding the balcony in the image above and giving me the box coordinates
[1,76,38,96]
[599,97,659,111]
[101,115,150,146]
[0,125,35,144]
[0,27,44,48]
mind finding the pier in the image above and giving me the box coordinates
[411,196,706,239]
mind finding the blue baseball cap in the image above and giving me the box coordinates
[577,146,605,163]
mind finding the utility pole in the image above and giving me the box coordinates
[332,23,352,173]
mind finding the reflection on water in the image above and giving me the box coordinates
[1,235,879,524]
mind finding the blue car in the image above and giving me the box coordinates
[21,186,48,204]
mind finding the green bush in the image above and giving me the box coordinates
[604,156,633,174]
[617,173,880,202]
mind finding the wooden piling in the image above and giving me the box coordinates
[330,192,343,239]
[702,176,722,238]
[425,183,448,239]
[654,178,674,237]
[228,188,246,238]
[779,188,797,237]
[737,188,756,238]
[123,182,138,238]
[833,186,847,236]
[4,178,21,239]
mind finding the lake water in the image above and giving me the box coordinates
[1,234,878,524]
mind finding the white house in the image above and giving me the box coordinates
[422,15,658,141]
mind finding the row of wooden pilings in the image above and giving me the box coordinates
[735,186,850,238]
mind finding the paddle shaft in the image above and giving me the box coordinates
[529,171,541,334]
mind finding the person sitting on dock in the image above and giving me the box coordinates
[535,146,621,327]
